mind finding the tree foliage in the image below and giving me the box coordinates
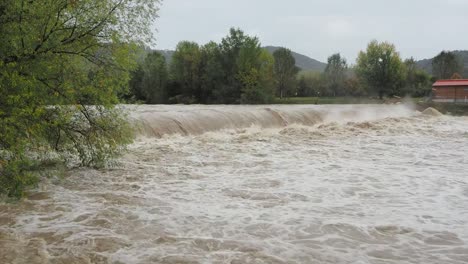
[128,28,276,105]
[141,52,168,103]
[273,48,299,98]
[0,0,159,197]
[217,28,256,103]
[324,53,348,96]
[198,42,224,103]
[124,50,169,103]
[356,40,405,99]
[125,33,441,104]
[432,51,462,79]
[403,58,432,97]
[239,49,275,104]
[170,41,201,103]
[296,72,327,97]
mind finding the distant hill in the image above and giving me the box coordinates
[264,46,326,72]
[416,50,468,77]
[153,46,327,72]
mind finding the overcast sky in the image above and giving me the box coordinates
[153,0,467,63]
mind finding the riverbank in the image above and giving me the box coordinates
[274,97,468,116]
[416,102,468,116]
[273,97,423,105]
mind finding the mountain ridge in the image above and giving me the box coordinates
[263,46,327,72]
[415,50,468,77]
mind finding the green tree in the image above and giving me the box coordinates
[344,77,367,96]
[297,76,310,97]
[324,53,348,96]
[273,48,299,98]
[199,41,224,103]
[403,57,432,97]
[169,41,201,103]
[432,51,462,79]
[217,28,251,103]
[0,0,158,197]
[210,28,275,104]
[239,47,275,104]
[403,57,417,95]
[298,72,327,97]
[356,40,405,99]
[127,65,146,102]
[127,51,168,103]
[141,51,168,104]
[412,71,432,97]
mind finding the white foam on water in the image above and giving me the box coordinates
[1,104,468,264]
[128,104,417,137]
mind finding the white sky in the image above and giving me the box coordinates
[153,0,468,63]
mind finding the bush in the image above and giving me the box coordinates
[0,106,133,198]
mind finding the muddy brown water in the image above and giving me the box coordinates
[1,105,468,263]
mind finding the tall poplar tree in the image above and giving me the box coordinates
[324,53,348,96]
[273,48,299,98]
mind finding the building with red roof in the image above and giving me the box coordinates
[432,79,468,103]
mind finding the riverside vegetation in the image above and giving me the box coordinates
[0,0,159,198]
[1,1,465,198]
[126,39,465,104]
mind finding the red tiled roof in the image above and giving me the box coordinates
[433,79,468,87]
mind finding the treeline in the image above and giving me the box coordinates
[297,51,434,99]
[123,28,297,104]
[296,46,464,99]
[125,30,465,103]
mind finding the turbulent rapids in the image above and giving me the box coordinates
[1,104,468,264]
[129,105,415,137]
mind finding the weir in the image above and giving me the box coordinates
[127,104,416,137]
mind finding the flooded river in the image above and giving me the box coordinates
[1,105,468,264]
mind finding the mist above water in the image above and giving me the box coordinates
[1,104,468,264]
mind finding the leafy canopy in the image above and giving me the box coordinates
[356,40,405,99]
[273,48,299,98]
[324,53,348,96]
[432,51,463,80]
[0,0,159,197]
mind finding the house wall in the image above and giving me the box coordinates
[433,86,468,103]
